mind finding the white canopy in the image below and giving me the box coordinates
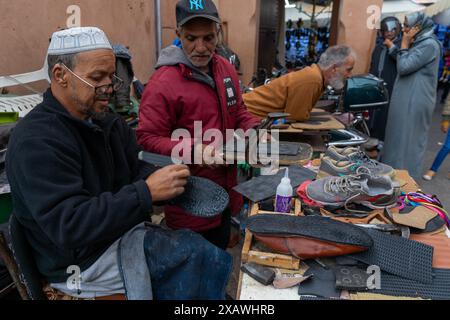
[286,0,450,24]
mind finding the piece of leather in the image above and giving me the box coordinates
[298,261,341,298]
[254,234,368,259]
[369,268,450,300]
[410,215,446,234]
[334,266,370,291]
[273,275,312,289]
[321,208,392,225]
[234,166,317,203]
[410,234,450,269]
[350,229,434,284]
[349,293,425,300]
[392,206,437,230]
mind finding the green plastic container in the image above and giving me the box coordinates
[0,112,19,124]
[0,193,13,224]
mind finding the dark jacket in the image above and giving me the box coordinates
[137,46,260,232]
[6,89,155,283]
[369,37,401,141]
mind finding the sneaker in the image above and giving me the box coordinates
[360,187,401,209]
[306,168,394,209]
[325,146,360,161]
[321,148,395,179]
[422,170,436,181]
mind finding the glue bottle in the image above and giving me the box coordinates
[275,168,293,213]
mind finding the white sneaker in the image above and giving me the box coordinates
[422,171,435,181]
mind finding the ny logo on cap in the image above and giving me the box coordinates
[190,0,204,11]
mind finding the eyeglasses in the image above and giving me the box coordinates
[61,63,124,95]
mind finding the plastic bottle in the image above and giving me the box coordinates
[275,168,293,213]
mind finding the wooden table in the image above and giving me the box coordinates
[236,171,448,300]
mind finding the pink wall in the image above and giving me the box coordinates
[0,0,261,93]
[0,0,156,92]
[160,0,261,85]
[336,0,384,74]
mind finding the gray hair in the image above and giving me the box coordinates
[47,53,78,79]
[177,22,221,34]
[318,45,356,70]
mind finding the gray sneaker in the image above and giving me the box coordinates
[319,149,394,179]
[306,168,394,209]
[325,146,359,161]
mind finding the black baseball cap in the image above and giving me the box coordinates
[176,0,221,27]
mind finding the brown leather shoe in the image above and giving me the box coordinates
[247,214,373,259]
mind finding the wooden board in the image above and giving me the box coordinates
[277,125,304,133]
[291,115,345,131]
[241,200,302,271]
[279,133,328,153]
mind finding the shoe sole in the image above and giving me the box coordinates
[306,191,396,210]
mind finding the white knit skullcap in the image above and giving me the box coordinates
[47,27,112,56]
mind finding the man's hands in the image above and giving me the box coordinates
[146,165,190,202]
[401,26,421,49]
[442,120,449,134]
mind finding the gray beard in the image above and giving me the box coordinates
[70,84,107,121]
[329,75,345,90]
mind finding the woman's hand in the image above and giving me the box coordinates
[401,26,421,49]
[384,38,394,49]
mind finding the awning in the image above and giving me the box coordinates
[423,0,450,17]
[285,1,333,24]
[381,0,426,21]
[381,0,450,21]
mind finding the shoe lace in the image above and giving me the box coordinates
[324,167,372,213]
[324,175,363,196]
[350,151,379,167]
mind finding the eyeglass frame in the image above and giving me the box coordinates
[60,63,124,96]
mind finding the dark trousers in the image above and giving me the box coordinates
[199,209,231,250]
[144,227,233,300]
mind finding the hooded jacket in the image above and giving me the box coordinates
[137,46,260,232]
[382,13,443,178]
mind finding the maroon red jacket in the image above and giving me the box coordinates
[137,46,260,232]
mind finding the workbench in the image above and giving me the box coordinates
[276,109,345,154]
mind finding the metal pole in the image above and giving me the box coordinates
[155,0,162,59]
[0,232,30,300]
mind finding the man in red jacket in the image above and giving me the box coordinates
[137,0,260,249]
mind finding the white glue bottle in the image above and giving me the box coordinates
[275,168,293,213]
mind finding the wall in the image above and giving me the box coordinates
[336,0,384,74]
[160,0,261,85]
[0,0,156,92]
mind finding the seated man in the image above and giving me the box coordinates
[6,27,232,300]
[137,0,260,250]
[243,45,356,121]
